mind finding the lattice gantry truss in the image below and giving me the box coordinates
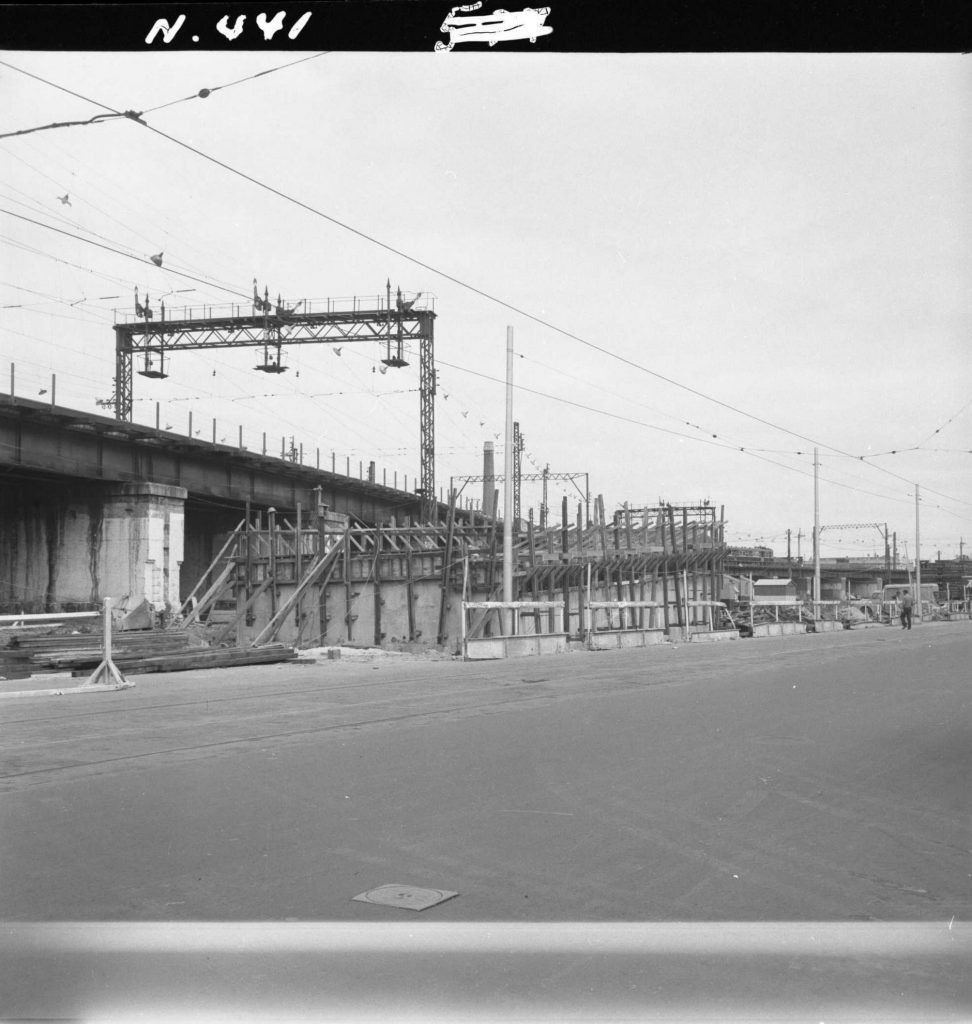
[112,286,437,519]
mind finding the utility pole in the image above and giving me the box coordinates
[915,483,921,622]
[787,528,792,569]
[796,529,803,561]
[503,328,514,616]
[813,447,820,609]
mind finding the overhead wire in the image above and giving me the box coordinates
[139,52,330,115]
[0,232,147,291]
[7,137,268,300]
[0,109,141,142]
[0,208,250,299]
[0,205,432,463]
[3,57,969,518]
[127,102,972,508]
[5,218,962,516]
[913,396,972,448]
[9,58,848,451]
[438,357,969,516]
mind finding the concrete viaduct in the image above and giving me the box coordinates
[0,397,436,615]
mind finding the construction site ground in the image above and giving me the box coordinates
[2,620,970,1022]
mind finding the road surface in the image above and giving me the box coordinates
[2,620,970,1020]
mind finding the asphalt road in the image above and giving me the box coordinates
[2,621,970,1021]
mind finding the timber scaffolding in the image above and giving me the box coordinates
[179,499,728,652]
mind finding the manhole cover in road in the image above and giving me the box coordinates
[352,884,459,911]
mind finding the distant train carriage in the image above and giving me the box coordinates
[726,545,774,562]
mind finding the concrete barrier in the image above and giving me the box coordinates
[752,622,807,638]
[687,629,742,643]
[811,620,844,633]
[463,633,568,660]
[587,628,667,651]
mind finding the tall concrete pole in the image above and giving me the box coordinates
[503,327,514,608]
[813,447,820,608]
[915,483,921,621]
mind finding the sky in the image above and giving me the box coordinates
[1,46,970,559]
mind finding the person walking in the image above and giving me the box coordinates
[900,589,914,630]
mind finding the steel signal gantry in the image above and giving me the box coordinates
[112,288,437,520]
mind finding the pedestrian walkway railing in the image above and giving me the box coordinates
[749,597,803,626]
[585,599,662,630]
[881,599,939,622]
[745,598,842,626]
[584,598,734,648]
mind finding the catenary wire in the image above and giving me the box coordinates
[3,59,969,514]
[140,52,330,115]
[0,59,892,462]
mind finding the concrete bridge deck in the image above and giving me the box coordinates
[0,397,440,615]
[0,396,426,521]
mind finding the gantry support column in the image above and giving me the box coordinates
[419,311,435,522]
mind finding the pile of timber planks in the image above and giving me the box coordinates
[6,629,200,673]
[0,644,34,680]
[70,642,298,676]
[2,627,297,679]
[1,625,107,678]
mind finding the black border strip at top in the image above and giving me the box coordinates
[1,1,970,53]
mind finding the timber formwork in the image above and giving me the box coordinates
[181,503,728,650]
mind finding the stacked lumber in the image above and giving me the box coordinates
[3,629,202,675]
[69,643,297,676]
[2,623,297,679]
[0,645,34,680]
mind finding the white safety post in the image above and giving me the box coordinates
[84,598,130,688]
